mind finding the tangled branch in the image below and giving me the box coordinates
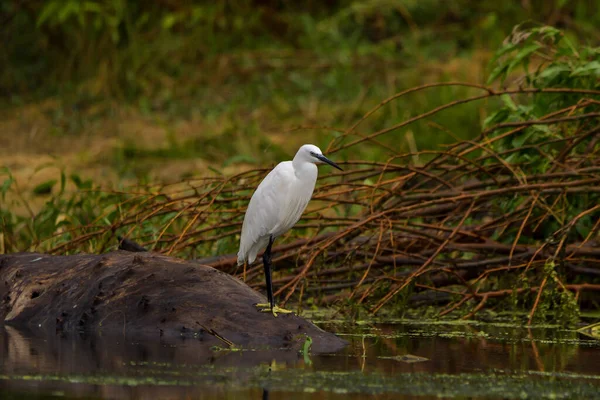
[31,83,600,321]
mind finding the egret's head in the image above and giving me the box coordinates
[296,144,343,171]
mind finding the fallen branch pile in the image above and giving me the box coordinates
[27,82,600,322]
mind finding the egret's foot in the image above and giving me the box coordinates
[255,303,293,317]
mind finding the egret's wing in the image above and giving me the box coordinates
[238,162,295,262]
[272,176,314,237]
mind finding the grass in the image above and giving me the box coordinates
[3,1,553,197]
[0,50,491,210]
[6,2,598,199]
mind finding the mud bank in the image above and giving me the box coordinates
[0,251,346,353]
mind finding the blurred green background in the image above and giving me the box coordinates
[1,0,599,193]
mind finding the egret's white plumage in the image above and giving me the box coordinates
[237,144,342,316]
[237,144,326,265]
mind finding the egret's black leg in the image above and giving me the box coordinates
[255,235,292,317]
[262,235,275,310]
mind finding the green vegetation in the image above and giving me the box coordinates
[2,1,599,164]
[2,370,599,399]
[1,2,600,323]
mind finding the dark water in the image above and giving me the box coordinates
[1,320,599,399]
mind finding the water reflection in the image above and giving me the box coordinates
[339,322,600,376]
[0,322,599,399]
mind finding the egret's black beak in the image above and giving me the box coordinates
[314,153,343,171]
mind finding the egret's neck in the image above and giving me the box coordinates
[292,159,318,181]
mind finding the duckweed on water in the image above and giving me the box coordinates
[1,371,599,399]
[330,319,600,347]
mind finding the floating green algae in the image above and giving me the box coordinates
[1,369,599,399]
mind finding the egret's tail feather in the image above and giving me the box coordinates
[236,253,245,266]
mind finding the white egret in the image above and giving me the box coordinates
[237,144,343,316]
